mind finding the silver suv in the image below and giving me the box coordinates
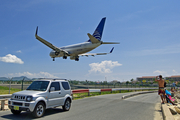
[8,79,72,118]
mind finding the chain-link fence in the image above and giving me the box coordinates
[69,81,159,90]
[0,78,179,93]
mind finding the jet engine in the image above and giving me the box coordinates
[49,51,60,58]
[70,56,79,61]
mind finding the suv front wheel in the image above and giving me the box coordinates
[11,109,21,115]
[63,99,71,111]
[32,102,45,118]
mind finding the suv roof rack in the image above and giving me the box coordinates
[37,78,67,81]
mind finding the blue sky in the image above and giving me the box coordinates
[0,0,180,82]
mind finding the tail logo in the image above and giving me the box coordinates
[93,30,101,41]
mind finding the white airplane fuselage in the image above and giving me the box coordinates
[50,42,101,58]
[35,17,119,61]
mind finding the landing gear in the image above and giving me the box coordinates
[53,58,55,61]
[63,56,67,59]
[70,56,79,61]
[75,58,79,61]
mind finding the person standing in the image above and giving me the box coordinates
[155,75,166,104]
[172,82,176,89]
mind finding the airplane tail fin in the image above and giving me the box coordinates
[87,17,106,42]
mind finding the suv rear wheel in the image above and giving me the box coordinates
[63,99,71,111]
[32,102,45,118]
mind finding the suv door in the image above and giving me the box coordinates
[48,82,64,107]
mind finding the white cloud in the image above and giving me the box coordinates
[153,70,166,74]
[7,71,58,78]
[16,50,22,53]
[0,54,24,64]
[152,70,180,78]
[89,60,122,73]
[172,70,180,75]
[173,70,177,73]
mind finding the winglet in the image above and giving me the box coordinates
[35,26,38,36]
[110,47,114,53]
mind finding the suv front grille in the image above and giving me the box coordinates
[14,95,26,101]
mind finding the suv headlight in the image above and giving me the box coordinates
[26,96,33,102]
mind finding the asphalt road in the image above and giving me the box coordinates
[0,92,162,120]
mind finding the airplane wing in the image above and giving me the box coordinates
[35,26,69,55]
[79,47,114,57]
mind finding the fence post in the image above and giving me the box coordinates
[21,77,25,90]
[9,77,13,94]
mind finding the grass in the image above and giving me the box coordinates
[0,86,21,94]
[72,90,139,100]
[0,86,155,100]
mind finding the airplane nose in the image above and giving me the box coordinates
[49,51,55,57]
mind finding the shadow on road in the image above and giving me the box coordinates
[1,108,65,119]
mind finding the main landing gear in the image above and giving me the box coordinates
[63,56,67,59]
[52,56,79,61]
[75,58,79,61]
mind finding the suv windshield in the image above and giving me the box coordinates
[27,81,49,91]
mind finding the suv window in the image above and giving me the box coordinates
[50,82,60,91]
[27,81,49,91]
[62,82,70,90]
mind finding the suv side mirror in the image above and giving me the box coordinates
[50,87,55,92]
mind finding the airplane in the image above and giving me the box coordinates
[35,17,119,61]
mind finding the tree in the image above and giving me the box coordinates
[126,81,129,84]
